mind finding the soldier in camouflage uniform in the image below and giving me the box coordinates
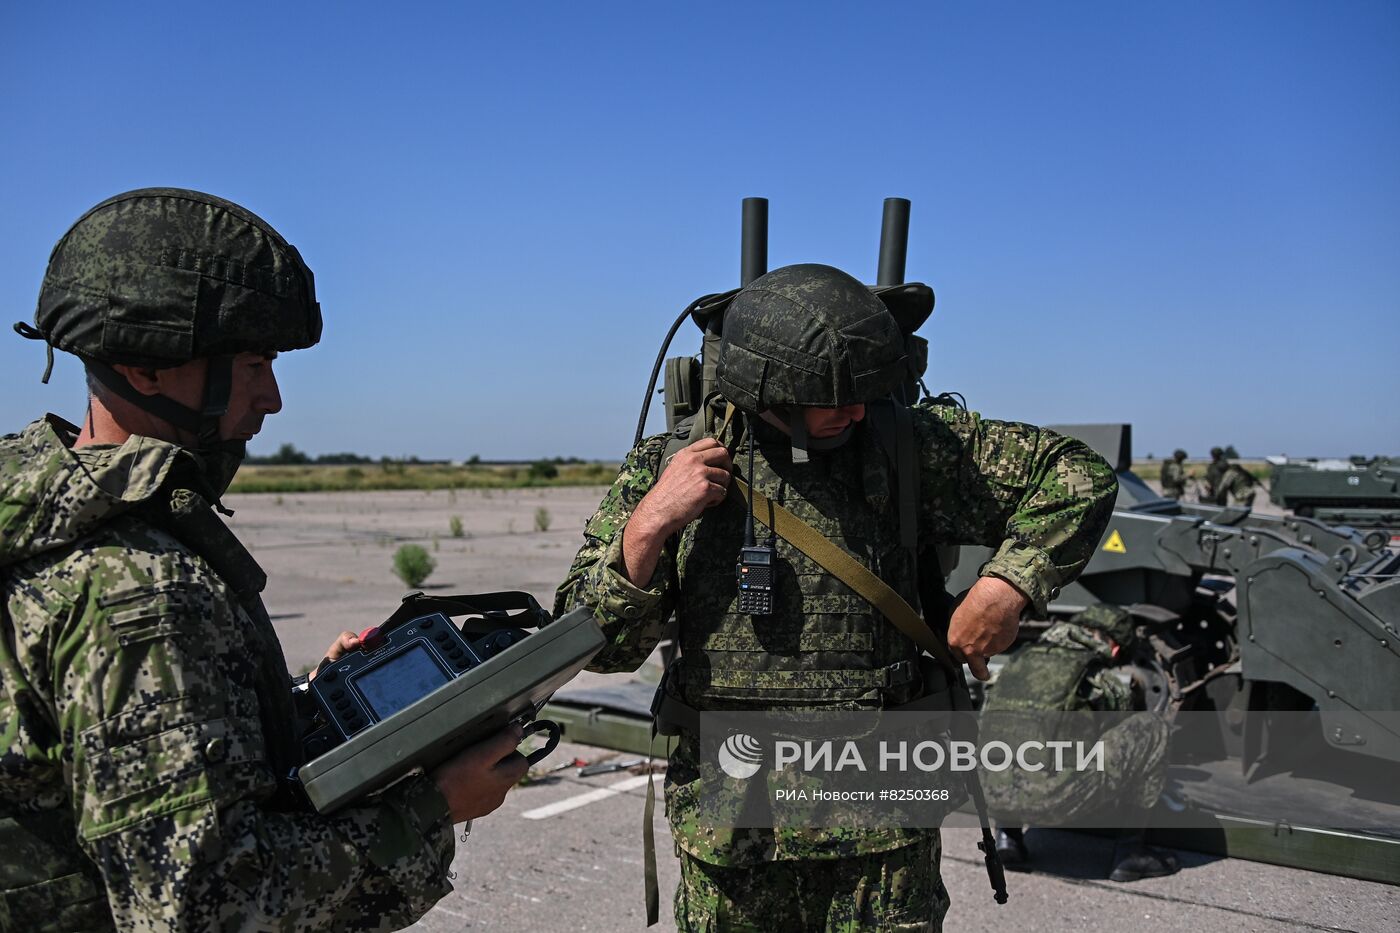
[984,604,1177,882]
[554,264,1118,931]
[1203,447,1229,504]
[1203,449,1256,508]
[1160,450,1189,500]
[0,189,528,931]
[1219,463,1258,508]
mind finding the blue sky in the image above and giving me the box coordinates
[2,1,1396,460]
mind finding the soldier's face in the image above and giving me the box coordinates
[140,352,283,442]
[220,352,284,441]
[802,404,866,438]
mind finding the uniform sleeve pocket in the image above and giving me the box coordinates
[79,711,267,840]
[98,580,204,644]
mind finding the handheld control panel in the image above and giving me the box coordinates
[302,612,528,757]
[293,593,605,813]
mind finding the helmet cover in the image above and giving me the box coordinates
[716,263,911,413]
[27,187,321,368]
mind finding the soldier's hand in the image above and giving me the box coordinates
[633,438,734,538]
[430,725,530,823]
[308,630,360,681]
[622,438,732,586]
[947,576,1027,682]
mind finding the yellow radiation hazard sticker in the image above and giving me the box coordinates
[1102,530,1127,554]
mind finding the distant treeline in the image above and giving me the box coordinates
[233,444,615,493]
[230,460,617,493]
[245,443,590,468]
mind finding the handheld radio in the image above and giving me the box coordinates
[736,433,776,615]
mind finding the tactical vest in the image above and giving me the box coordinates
[0,484,303,930]
[670,419,927,713]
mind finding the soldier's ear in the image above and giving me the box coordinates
[110,363,164,397]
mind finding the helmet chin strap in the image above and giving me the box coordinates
[765,407,854,463]
[84,355,243,507]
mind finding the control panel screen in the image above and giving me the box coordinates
[357,645,449,719]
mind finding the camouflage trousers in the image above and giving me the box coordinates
[1160,484,1186,500]
[674,835,948,932]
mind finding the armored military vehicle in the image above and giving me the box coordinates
[948,425,1399,757]
[1267,455,1399,531]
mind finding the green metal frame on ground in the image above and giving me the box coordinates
[542,698,1400,885]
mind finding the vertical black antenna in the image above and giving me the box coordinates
[741,198,769,286]
[739,198,768,543]
[877,197,911,286]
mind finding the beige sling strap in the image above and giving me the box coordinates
[728,477,960,675]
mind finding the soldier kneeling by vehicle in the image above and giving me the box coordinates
[982,604,1181,882]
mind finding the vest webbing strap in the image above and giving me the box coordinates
[650,671,960,738]
[729,477,960,675]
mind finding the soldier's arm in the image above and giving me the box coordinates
[1082,665,1135,712]
[37,546,456,931]
[915,405,1118,615]
[553,436,680,673]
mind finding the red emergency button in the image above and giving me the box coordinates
[358,626,384,651]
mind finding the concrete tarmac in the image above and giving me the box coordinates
[223,486,1394,932]
[399,738,1392,933]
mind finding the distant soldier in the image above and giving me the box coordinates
[1203,447,1230,504]
[983,604,1179,882]
[1160,449,1189,500]
[1219,462,1258,508]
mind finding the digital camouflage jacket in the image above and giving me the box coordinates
[984,620,1133,715]
[554,402,1117,864]
[0,417,454,932]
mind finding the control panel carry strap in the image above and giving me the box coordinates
[382,590,551,634]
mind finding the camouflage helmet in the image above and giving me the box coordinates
[716,263,911,414]
[1210,446,1225,459]
[13,189,323,500]
[1173,449,1187,460]
[1070,603,1138,648]
[17,187,321,377]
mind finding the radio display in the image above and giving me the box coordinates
[356,645,449,719]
